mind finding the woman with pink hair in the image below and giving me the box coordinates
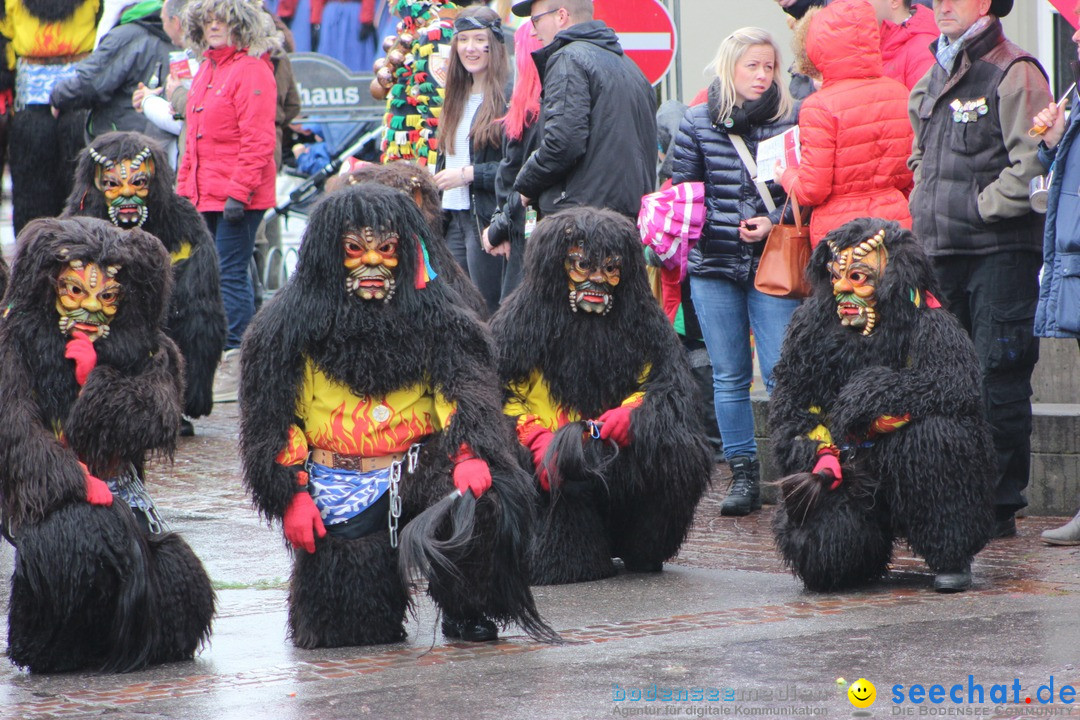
[482,20,542,300]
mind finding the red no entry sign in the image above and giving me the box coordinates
[593,0,677,86]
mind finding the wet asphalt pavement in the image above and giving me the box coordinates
[1,402,1079,720]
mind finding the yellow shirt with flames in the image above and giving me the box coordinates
[0,0,99,62]
[276,357,456,465]
[503,368,648,444]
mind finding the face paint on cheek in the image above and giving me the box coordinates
[343,228,400,301]
[55,260,122,341]
[565,247,621,315]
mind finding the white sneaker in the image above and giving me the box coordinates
[212,348,241,403]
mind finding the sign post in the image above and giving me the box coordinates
[593,0,678,86]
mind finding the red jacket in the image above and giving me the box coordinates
[880,4,938,90]
[780,0,913,246]
[177,45,277,212]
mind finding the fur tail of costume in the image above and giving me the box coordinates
[289,531,410,649]
[399,459,558,643]
[7,503,156,674]
[771,468,893,592]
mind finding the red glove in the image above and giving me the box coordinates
[80,461,113,506]
[597,403,636,447]
[451,446,491,498]
[522,426,555,491]
[812,451,842,491]
[64,331,97,386]
[283,491,326,554]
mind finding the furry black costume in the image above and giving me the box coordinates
[769,218,996,593]
[239,184,553,648]
[490,208,713,584]
[63,131,227,422]
[0,217,215,673]
[0,252,7,299]
[329,160,488,317]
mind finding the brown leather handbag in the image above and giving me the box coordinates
[754,194,811,299]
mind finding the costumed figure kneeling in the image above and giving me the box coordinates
[769,218,996,593]
[239,184,555,647]
[0,217,215,673]
[64,131,226,434]
[490,208,713,585]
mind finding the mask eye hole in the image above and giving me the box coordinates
[344,239,364,257]
[99,289,119,303]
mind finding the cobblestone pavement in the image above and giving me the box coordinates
[1,403,1078,720]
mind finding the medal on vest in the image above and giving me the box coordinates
[950,97,988,124]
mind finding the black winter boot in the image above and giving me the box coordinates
[720,456,761,516]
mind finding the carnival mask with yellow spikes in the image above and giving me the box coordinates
[828,229,887,336]
[55,259,122,341]
[343,227,399,301]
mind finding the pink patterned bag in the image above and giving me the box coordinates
[637,181,705,281]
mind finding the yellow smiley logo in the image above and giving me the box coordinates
[848,678,876,708]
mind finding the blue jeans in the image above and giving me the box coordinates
[690,274,800,460]
[204,210,263,349]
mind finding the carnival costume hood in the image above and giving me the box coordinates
[330,160,488,317]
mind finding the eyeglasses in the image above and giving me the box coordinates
[530,7,560,24]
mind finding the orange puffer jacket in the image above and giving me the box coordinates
[780,0,914,246]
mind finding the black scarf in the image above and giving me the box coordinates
[709,79,781,135]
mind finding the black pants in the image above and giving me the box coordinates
[932,250,1041,518]
[444,209,504,315]
[10,106,86,234]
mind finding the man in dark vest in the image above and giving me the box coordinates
[908,0,1051,540]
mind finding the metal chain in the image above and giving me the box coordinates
[108,462,169,534]
[387,443,421,548]
[388,460,401,549]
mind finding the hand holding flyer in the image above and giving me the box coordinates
[756,126,800,183]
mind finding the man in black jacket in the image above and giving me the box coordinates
[50,0,178,143]
[510,0,656,219]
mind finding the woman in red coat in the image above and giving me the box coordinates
[178,0,279,402]
[778,0,913,247]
